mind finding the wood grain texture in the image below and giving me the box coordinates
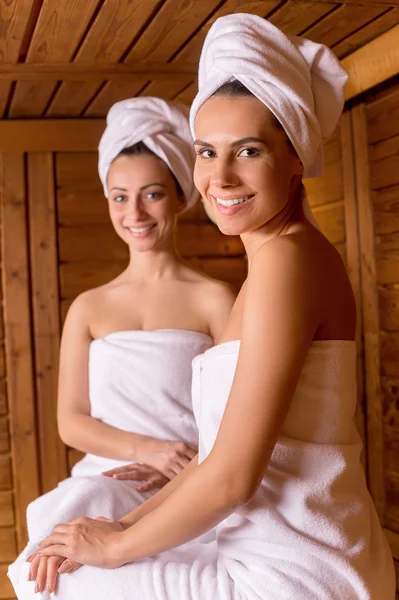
[0,153,40,548]
[58,223,244,262]
[370,135,399,190]
[343,25,399,100]
[48,0,163,116]
[367,82,399,145]
[0,563,15,598]
[352,103,385,519]
[341,111,367,459]
[373,187,399,235]
[28,153,67,492]
[0,0,41,117]
[0,490,14,527]
[9,0,100,117]
[0,120,104,152]
[333,8,399,58]
[269,1,336,36]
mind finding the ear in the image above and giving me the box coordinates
[177,194,187,212]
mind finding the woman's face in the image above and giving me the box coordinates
[107,154,185,252]
[193,95,303,237]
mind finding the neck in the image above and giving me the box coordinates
[242,184,306,264]
[125,237,183,282]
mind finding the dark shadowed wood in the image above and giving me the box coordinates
[373,186,399,235]
[370,135,399,190]
[56,152,99,189]
[367,84,399,144]
[0,153,40,548]
[333,8,399,58]
[352,103,385,519]
[28,153,68,492]
[379,289,399,331]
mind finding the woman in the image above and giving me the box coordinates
[8,97,235,595]
[12,15,395,600]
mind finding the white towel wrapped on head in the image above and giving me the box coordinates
[99,97,199,211]
[190,13,348,179]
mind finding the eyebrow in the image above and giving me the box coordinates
[194,137,267,147]
[109,183,166,192]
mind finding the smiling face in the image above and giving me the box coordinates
[193,95,303,237]
[106,153,186,253]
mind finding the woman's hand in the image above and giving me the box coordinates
[102,462,169,492]
[136,439,197,480]
[37,517,124,569]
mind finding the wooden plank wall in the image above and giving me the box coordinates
[364,77,399,586]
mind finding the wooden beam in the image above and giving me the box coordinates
[0,153,40,549]
[0,62,196,81]
[340,111,367,467]
[28,153,68,492]
[0,120,104,152]
[307,0,399,4]
[343,25,399,100]
[352,103,385,521]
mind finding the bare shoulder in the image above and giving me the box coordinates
[64,284,112,333]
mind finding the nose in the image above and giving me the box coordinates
[125,197,147,221]
[210,156,240,189]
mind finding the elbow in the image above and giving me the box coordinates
[57,415,75,446]
[208,460,258,510]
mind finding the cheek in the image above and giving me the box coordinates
[193,161,209,194]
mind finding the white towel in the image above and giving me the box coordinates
[8,330,213,599]
[99,97,200,211]
[190,13,348,179]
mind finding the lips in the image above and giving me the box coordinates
[125,223,157,236]
[214,195,252,207]
[210,194,254,215]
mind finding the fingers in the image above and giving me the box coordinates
[39,544,71,559]
[39,532,68,549]
[58,559,82,575]
[136,474,168,492]
[34,556,48,594]
[27,554,40,582]
[102,465,136,477]
[45,556,65,594]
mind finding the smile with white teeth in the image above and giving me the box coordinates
[215,196,251,207]
[128,224,156,233]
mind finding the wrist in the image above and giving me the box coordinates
[113,529,138,565]
[127,433,150,462]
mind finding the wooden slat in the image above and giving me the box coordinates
[125,0,220,63]
[379,289,399,331]
[48,0,164,117]
[56,152,99,189]
[385,425,399,475]
[0,455,11,491]
[0,62,197,81]
[28,153,67,492]
[373,187,399,236]
[367,84,399,145]
[0,563,15,599]
[173,0,281,66]
[139,78,194,101]
[9,0,100,117]
[341,110,366,460]
[352,103,385,520]
[0,120,104,152]
[304,161,343,207]
[269,1,336,36]
[380,331,399,378]
[0,417,9,453]
[383,377,399,428]
[303,4,387,48]
[173,81,198,105]
[333,8,399,58]
[384,528,399,561]
[0,529,17,563]
[60,256,246,298]
[58,223,244,262]
[0,153,40,548]
[67,448,85,472]
[0,491,14,527]
[0,381,7,417]
[370,135,399,190]
[312,204,345,245]
[84,79,148,118]
[343,25,399,101]
[385,473,399,533]
[376,245,399,285]
[0,0,40,117]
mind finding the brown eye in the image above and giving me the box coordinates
[113,195,127,203]
[238,147,259,157]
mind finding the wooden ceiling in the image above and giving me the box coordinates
[0,0,398,119]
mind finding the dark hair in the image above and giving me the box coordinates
[115,142,183,196]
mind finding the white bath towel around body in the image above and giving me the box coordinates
[9,340,395,599]
[8,329,213,595]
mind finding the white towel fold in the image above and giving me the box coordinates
[190,13,348,179]
[99,97,199,210]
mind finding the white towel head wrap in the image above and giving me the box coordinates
[99,97,199,211]
[190,13,348,179]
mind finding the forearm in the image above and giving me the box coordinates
[58,413,150,462]
[116,457,242,563]
[119,456,198,528]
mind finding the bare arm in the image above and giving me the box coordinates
[40,238,320,566]
[57,294,145,461]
